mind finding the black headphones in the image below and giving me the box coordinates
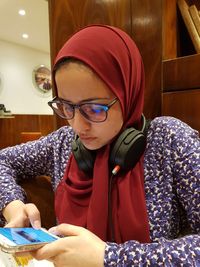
[71,114,148,174]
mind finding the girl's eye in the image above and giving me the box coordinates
[84,104,107,114]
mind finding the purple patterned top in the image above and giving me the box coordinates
[0,116,199,266]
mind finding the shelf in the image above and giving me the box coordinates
[163,53,200,92]
[162,88,200,131]
[163,0,200,60]
[0,116,15,119]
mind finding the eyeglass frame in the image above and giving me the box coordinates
[48,96,118,122]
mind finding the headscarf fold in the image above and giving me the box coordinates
[54,25,150,243]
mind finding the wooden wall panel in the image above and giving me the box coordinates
[14,115,39,144]
[0,115,55,149]
[49,0,131,67]
[39,115,57,136]
[163,54,200,91]
[130,0,162,119]
[162,89,200,132]
[162,0,177,60]
[0,117,15,149]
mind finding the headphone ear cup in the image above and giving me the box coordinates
[71,137,95,174]
[71,115,148,174]
[110,128,146,171]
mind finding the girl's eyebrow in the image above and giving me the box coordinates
[59,97,110,104]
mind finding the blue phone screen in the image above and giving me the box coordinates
[0,228,57,245]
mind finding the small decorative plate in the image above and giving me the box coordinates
[33,65,52,93]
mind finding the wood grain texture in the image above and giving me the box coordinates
[162,0,177,59]
[0,114,55,149]
[0,117,15,149]
[162,89,200,132]
[20,132,42,143]
[130,0,162,119]
[163,53,200,91]
[189,4,200,36]
[49,0,131,66]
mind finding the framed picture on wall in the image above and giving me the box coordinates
[33,65,52,93]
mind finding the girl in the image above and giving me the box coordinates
[1,25,199,266]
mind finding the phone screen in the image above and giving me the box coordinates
[0,228,57,246]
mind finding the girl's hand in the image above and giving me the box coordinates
[32,223,106,267]
[3,200,41,228]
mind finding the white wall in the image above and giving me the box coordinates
[0,39,53,114]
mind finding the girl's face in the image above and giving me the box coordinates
[55,62,123,150]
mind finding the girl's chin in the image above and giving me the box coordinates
[81,140,103,150]
[83,143,101,150]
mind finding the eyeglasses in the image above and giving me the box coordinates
[48,97,118,122]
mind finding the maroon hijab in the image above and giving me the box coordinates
[54,25,150,243]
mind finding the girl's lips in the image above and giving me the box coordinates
[80,136,96,142]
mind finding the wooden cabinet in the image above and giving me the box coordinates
[162,0,200,132]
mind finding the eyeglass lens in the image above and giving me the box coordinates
[51,101,108,122]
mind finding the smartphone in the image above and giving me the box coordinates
[0,227,58,253]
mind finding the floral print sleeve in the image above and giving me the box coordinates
[105,235,200,266]
[0,116,199,265]
[104,117,200,266]
[0,126,74,214]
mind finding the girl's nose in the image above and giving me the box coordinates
[70,109,90,133]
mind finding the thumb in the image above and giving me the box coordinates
[49,223,85,237]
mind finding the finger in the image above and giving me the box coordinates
[5,221,22,228]
[49,223,85,237]
[5,217,30,228]
[25,203,41,229]
[31,239,68,261]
